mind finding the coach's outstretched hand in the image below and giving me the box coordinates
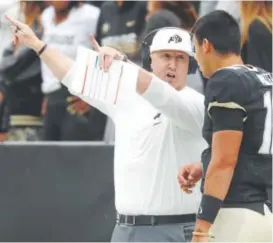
[90,35,126,72]
[5,15,43,51]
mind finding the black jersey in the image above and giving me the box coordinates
[202,65,272,205]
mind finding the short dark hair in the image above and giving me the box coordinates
[192,10,241,55]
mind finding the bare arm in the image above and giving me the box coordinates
[194,130,242,234]
[204,130,242,200]
[32,39,74,81]
[194,105,245,235]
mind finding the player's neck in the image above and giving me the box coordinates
[214,54,243,71]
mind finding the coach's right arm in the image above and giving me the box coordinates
[6,16,118,118]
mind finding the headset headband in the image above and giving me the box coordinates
[141,27,197,75]
[142,27,193,48]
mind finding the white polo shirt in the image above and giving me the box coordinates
[62,62,207,216]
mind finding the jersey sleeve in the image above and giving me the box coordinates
[205,69,248,132]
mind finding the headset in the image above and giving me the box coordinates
[141,27,197,75]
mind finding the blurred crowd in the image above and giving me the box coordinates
[0,0,271,142]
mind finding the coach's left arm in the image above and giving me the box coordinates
[138,69,205,133]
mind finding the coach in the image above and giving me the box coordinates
[6,16,207,242]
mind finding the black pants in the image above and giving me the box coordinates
[43,88,106,141]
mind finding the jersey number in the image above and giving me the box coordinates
[259,90,272,154]
[240,66,272,154]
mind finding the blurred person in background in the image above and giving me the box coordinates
[96,0,147,143]
[240,1,272,73]
[0,0,20,61]
[146,0,198,33]
[87,1,105,8]
[0,89,8,141]
[96,0,147,65]
[143,0,204,94]
[0,1,45,141]
[41,1,106,141]
[199,1,240,23]
[190,1,200,14]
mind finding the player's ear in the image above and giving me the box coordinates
[202,38,212,54]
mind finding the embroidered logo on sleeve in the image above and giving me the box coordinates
[153,113,162,126]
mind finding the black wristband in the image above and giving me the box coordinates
[38,44,47,56]
[197,194,223,224]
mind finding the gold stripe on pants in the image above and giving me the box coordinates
[209,206,272,242]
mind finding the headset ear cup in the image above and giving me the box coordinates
[142,44,152,71]
[188,57,198,75]
[148,56,152,71]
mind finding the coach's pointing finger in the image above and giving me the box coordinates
[5,15,42,50]
[5,15,25,29]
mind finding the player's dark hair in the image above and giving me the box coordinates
[192,10,241,55]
